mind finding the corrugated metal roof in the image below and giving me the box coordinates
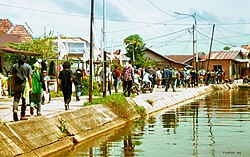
[166,55,193,63]
[204,50,243,60]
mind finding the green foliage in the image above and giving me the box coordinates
[3,36,57,65]
[82,76,101,96]
[124,34,146,67]
[58,118,68,133]
[134,105,146,117]
[83,93,130,118]
[146,99,154,105]
[57,118,70,138]
[50,91,63,98]
[83,93,146,118]
[111,61,122,72]
[223,46,230,50]
[142,59,156,69]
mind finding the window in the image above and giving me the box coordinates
[68,43,84,52]
[213,65,222,71]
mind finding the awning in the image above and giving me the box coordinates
[0,47,41,56]
[235,58,250,63]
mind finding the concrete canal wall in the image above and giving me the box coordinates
[0,84,236,157]
[133,84,237,115]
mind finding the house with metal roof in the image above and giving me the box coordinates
[143,48,187,69]
[165,52,206,69]
[200,50,249,81]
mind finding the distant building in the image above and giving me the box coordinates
[143,48,186,69]
[0,19,33,75]
[200,50,249,80]
[165,52,206,69]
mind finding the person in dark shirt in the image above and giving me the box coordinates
[11,55,33,121]
[58,61,74,110]
[73,69,83,101]
[163,65,171,92]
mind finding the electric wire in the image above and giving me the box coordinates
[145,0,177,18]
[117,0,163,35]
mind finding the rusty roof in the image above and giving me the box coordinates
[166,55,194,63]
[10,25,33,42]
[0,47,41,56]
[144,48,186,65]
[0,19,12,34]
[204,50,245,60]
[165,52,206,63]
[0,19,33,43]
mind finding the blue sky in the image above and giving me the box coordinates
[1,0,250,56]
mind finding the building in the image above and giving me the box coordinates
[165,52,206,70]
[0,19,33,75]
[143,48,186,69]
[200,50,249,81]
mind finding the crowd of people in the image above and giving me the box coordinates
[94,61,227,97]
[11,56,87,121]
[11,55,226,121]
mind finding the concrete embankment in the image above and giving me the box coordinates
[133,84,237,115]
[0,84,236,157]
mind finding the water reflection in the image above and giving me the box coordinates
[57,89,250,157]
[123,135,134,157]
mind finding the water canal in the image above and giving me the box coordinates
[56,88,250,157]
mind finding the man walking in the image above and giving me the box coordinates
[11,55,33,121]
[58,61,74,110]
[112,65,121,93]
[163,65,171,92]
[122,60,134,97]
[73,68,83,101]
[30,62,46,116]
[171,67,178,92]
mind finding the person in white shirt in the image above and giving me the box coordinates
[155,68,162,88]
[143,70,152,88]
[133,69,141,90]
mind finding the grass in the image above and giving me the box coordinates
[84,93,146,119]
[146,99,154,105]
[50,91,63,98]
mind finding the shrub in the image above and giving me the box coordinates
[82,76,101,96]
[50,91,63,98]
[83,93,146,118]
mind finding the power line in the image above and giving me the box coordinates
[196,29,236,47]
[145,0,177,18]
[117,0,163,35]
[145,27,191,41]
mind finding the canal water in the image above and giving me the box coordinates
[56,89,250,157]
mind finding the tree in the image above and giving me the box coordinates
[124,34,146,67]
[4,36,57,66]
[142,59,156,69]
[223,46,230,50]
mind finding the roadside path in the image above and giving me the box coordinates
[0,87,196,122]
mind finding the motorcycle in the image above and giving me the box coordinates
[131,83,140,95]
[141,81,153,93]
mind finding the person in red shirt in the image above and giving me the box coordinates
[112,65,121,93]
[122,60,134,97]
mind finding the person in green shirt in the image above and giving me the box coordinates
[30,62,46,116]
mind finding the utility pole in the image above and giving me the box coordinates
[175,12,198,86]
[206,24,215,71]
[89,0,94,102]
[192,24,195,71]
[103,0,107,97]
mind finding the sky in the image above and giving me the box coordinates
[1,0,250,56]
